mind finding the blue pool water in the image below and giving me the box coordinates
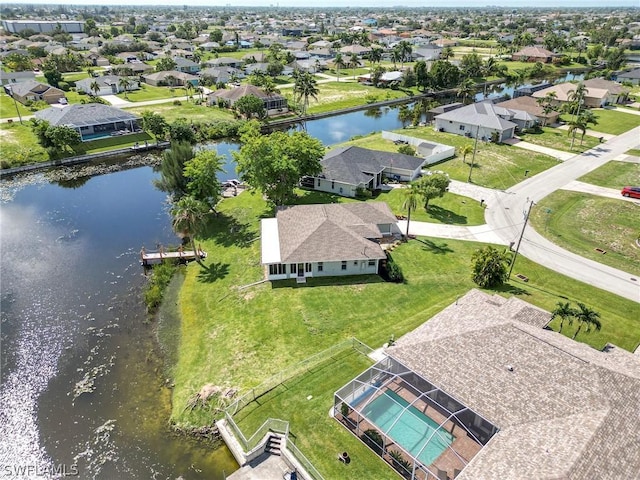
[361,389,453,466]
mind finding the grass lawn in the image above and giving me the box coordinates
[232,348,398,480]
[0,122,48,167]
[578,161,640,189]
[0,92,33,119]
[589,108,640,135]
[626,148,640,157]
[280,82,409,115]
[115,84,178,102]
[62,71,90,83]
[126,101,236,123]
[530,190,640,277]
[518,126,600,153]
[345,128,560,190]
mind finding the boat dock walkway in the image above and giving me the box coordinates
[140,246,207,266]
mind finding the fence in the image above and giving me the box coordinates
[226,337,371,416]
[382,131,456,166]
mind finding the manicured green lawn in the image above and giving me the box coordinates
[578,160,640,189]
[0,122,48,167]
[345,128,560,190]
[62,71,90,83]
[72,132,153,154]
[530,190,640,276]
[0,92,32,118]
[116,84,178,102]
[589,108,640,135]
[127,101,236,123]
[626,149,640,157]
[518,126,600,153]
[279,81,409,114]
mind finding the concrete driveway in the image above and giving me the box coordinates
[561,180,640,204]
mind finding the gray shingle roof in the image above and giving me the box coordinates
[34,103,139,128]
[435,102,518,130]
[321,146,424,186]
[10,80,60,97]
[387,289,640,480]
[275,202,396,263]
[618,68,640,80]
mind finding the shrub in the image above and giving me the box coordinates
[58,81,70,91]
[143,260,177,312]
[173,99,182,106]
[361,429,383,455]
[340,402,351,417]
[355,187,373,199]
[381,253,404,283]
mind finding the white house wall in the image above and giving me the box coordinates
[434,119,514,142]
[266,259,379,281]
[314,178,358,197]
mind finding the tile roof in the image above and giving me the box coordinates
[387,289,640,480]
[268,202,396,264]
[321,146,425,186]
[34,103,139,128]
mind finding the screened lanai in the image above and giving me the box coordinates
[334,356,498,480]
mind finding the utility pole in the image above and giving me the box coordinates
[508,199,534,280]
[467,124,480,183]
[10,91,22,124]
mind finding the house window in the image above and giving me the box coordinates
[291,263,297,273]
[305,263,312,272]
[368,260,376,266]
[318,262,323,272]
[459,125,465,131]
[341,261,347,270]
[269,264,286,275]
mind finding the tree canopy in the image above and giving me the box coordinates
[414,173,450,211]
[155,141,195,199]
[183,149,226,209]
[233,121,325,206]
[470,246,511,288]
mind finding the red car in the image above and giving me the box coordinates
[621,186,640,199]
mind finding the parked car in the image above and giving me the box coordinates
[621,186,640,199]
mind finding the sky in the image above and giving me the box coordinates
[3,0,639,7]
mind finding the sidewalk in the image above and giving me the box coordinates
[555,124,616,141]
[503,137,575,161]
[561,180,640,204]
[397,220,508,246]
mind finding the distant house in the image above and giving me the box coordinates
[76,75,140,96]
[200,66,244,85]
[260,202,399,281]
[357,71,403,86]
[412,44,442,61]
[207,84,287,115]
[531,82,611,108]
[583,78,629,104]
[617,68,640,86]
[513,82,551,98]
[0,70,35,86]
[86,53,110,67]
[511,46,557,63]
[8,80,65,105]
[173,56,201,74]
[339,44,372,56]
[305,146,427,198]
[426,102,464,123]
[495,96,560,125]
[142,70,199,87]
[34,104,141,141]
[434,102,530,141]
[204,57,243,69]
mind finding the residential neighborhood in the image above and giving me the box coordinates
[0,3,639,480]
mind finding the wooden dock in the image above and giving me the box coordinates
[140,246,207,266]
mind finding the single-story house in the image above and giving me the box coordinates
[86,53,110,67]
[357,71,403,86]
[583,77,629,104]
[512,82,551,98]
[111,62,154,75]
[261,202,399,281]
[142,70,199,87]
[511,45,558,63]
[412,45,442,61]
[34,103,141,141]
[434,102,524,142]
[75,75,140,96]
[207,84,287,115]
[339,44,372,56]
[495,95,560,125]
[334,288,640,479]
[200,41,221,51]
[0,70,35,85]
[306,146,427,198]
[203,57,243,69]
[200,66,244,85]
[8,80,65,105]
[531,82,611,108]
[173,56,201,74]
[617,68,640,85]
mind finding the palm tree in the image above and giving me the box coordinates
[459,144,473,164]
[536,91,557,127]
[567,117,587,150]
[118,77,131,99]
[572,303,601,340]
[348,53,360,75]
[401,185,421,239]
[551,301,575,333]
[567,82,588,121]
[456,78,476,104]
[398,41,412,68]
[398,104,412,128]
[293,71,319,116]
[369,47,383,66]
[390,47,401,70]
[334,53,346,82]
[171,195,209,267]
[89,80,100,97]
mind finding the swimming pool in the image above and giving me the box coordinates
[361,389,454,466]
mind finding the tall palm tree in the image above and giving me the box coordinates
[401,185,421,239]
[567,117,587,150]
[90,80,100,97]
[293,71,319,116]
[118,77,131,99]
[551,301,575,333]
[390,47,401,70]
[171,195,209,267]
[459,144,473,164]
[348,53,360,75]
[369,47,383,66]
[536,91,557,127]
[398,40,412,68]
[572,303,601,340]
[567,82,588,121]
[456,77,476,104]
[334,53,346,82]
